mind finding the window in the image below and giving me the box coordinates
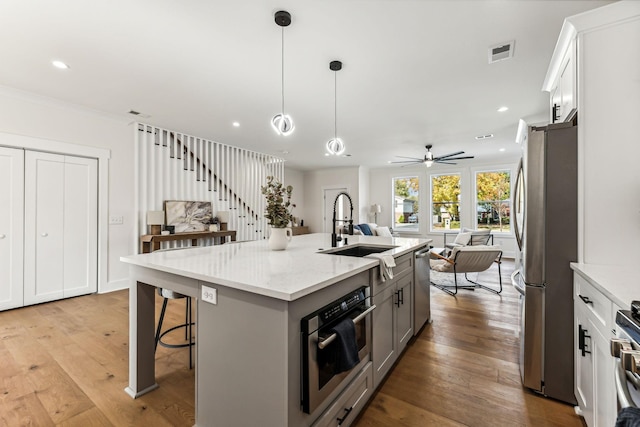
[476,170,511,232]
[393,177,419,232]
[431,174,461,231]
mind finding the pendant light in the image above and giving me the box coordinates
[326,60,345,156]
[271,10,294,136]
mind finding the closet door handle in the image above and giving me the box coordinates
[41,232,48,237]
[0,234,5,239]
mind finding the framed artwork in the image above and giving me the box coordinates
[164,200,213,233]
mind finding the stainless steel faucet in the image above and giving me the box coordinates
[331,191,354,247]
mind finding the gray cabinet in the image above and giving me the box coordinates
[311,362,373,427]
[371,252,414,388]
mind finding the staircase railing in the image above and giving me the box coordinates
[134,123,284,248]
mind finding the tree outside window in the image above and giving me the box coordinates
[393,177,419,232]
[476,170,511,232]
[431,174,460,231]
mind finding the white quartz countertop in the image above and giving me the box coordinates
[570,263,636,309]
[121,233,431,301]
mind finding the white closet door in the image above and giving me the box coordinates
[63,155,97,298]
[25,151,65,304]
[0,147,24,310]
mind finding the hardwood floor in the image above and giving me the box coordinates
[353,260,585,427]
[0,260,584,426]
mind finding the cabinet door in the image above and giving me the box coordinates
[63,155,97,297]
[0,147,24,310]
[395,272,413,354]
[24,152,98,305]
[372,285,396,388]
[575,303,594,427]
[24,151,65,304]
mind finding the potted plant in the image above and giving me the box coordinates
[261,176,295,250]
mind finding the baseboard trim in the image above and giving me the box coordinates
[100,278,129,294]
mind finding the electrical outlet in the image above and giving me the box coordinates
[109,216,124,225]
[201,285,217,305]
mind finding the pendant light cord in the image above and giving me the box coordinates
[281,27,285,116]
[334,70,338,141]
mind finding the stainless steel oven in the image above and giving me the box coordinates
[611,303,640,412]
[301,286,375,414]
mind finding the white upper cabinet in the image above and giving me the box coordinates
[543,23,577,123]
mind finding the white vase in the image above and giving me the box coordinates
[268,227,292,251]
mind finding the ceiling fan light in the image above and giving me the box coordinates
[271,114,295,136]
[424,160,434,167]
[326,138,345,156]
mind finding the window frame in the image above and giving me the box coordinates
[429,172,462,233]
[391,175,421,234]
[473,168,512,235]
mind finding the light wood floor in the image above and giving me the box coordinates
[353,260,585,427]
[0,260,585,426]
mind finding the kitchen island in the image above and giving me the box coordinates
[120,233,430,427]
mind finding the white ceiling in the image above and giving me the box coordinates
[0,0,612,171]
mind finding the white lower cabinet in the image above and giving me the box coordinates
[0,147,25,310]
[312,362,373,427]
[0,149,98,310]
[372,268,414,388]
[574,273,617,427]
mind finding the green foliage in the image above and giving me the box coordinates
[261,176,295,228]
[476,171,511,232]
[431,175,460,218]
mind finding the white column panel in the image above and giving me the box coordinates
[24,151,65,304]
[0,147,24,310]
[63,156,98,297]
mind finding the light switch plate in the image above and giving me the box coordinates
[201,285,217,305]
[109,215,124,225]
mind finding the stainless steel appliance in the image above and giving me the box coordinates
[413,248,431,333]
[301,286,375,414]
[611,303,640,411]
[512,116,578,404]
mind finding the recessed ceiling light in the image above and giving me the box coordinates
[52,60,70,69]
[232,121,240,127]
[499,148,506,152]
[475,134,494,140]
[497,106,509,112]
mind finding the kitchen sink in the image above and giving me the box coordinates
[320,245,397,258]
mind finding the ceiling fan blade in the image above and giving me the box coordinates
[434,151,465,160]
[440,155,474,161]
[394,155,424,161]
[389,160,422,164]
[435,161,457,165]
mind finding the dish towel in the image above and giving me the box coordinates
[330,318,360,373]
[366,254,396,282]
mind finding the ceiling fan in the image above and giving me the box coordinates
[390,144,474,167]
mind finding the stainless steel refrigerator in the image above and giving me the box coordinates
[512,116,577,405]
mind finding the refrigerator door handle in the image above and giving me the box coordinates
[511,271,524,296]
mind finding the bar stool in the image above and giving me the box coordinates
[153,248,195,369]
[154,288,194,369]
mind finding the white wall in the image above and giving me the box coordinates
[302,166,363,233]
[0,86,135,292]
[369,159,519,258]
[284,167,305,225]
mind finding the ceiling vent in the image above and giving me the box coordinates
[128,110,150,118]
[475,134,494,140]
[488,41,515,64]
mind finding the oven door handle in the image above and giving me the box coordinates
[318,304,377,350]
[616,359,638,409]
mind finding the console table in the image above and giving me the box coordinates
[140,230,237,253]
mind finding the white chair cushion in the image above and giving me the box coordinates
[453,232,472,245]
[375,226,392,237]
